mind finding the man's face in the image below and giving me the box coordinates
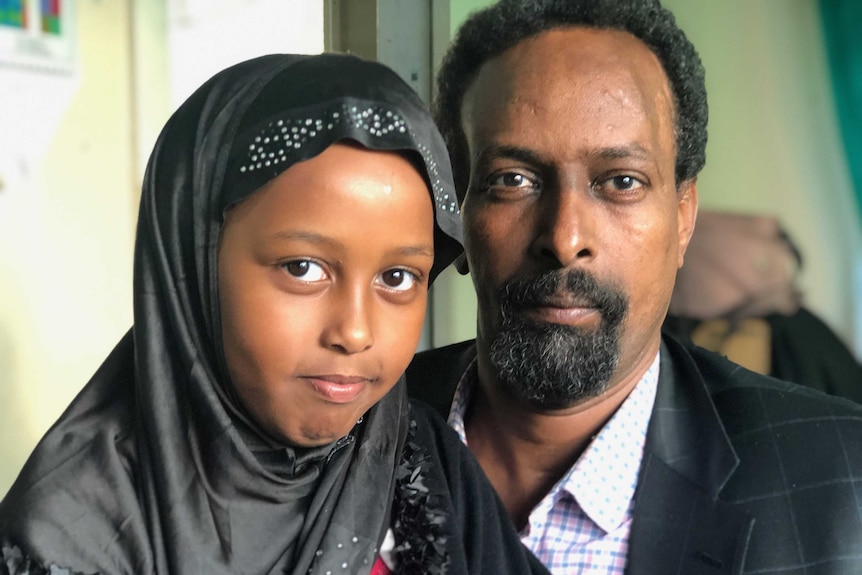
[460,27,697,410]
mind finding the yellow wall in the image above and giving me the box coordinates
[0,0,137,495]
[433,0,862,356]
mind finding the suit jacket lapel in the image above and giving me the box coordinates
[625,336,754,574]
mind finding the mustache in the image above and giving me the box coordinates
[499,268,627,318]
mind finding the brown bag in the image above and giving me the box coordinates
[689,318,772,374]
[669,210,802,321]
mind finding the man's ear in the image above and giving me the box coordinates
[454,252,469,275]
[676,179,699,268]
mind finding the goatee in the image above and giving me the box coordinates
[488,269,627,410]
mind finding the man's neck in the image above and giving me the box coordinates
[465,358,647,530]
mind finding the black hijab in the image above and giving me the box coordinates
[0,53,462,575]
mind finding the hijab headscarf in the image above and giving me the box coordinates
[0,53,462,575]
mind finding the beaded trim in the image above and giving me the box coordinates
[238,103,459,216]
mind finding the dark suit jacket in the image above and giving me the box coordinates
[406,333,862,574]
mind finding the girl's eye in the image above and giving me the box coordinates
[378,269,418,292]
[281,260,327,282]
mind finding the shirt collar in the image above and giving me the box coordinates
[563,354,659,531]
[448,350,660,533]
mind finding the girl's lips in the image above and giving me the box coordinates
[306,376,370,403]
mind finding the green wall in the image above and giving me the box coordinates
[449,0,493,36]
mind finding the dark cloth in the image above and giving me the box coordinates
[408,401,550,575]
[0,53,545,575]
[767,307,862,403]
[407,333,862,574]
[665,307,862,404]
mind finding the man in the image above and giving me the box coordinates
[407,0,862,573]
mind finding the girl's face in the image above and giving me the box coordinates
[218,143,435,447]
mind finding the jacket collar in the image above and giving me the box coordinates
[625,334,754,574]
[648,335,740,495]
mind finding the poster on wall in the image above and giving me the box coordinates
[0,0,75,73]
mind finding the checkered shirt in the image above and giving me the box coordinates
[447,353,660,574]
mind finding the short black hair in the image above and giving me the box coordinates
[434,0,708,200]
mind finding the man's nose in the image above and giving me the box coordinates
[531,186,596,268]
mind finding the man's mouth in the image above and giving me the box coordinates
[521,296,602,327]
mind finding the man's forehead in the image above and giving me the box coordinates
[468,28,670,109]
[460,27,676,158]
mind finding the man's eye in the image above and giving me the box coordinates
[489,172,535,188]
[605,175,644,191]
[281,260,327,282]
[378,269,418,292]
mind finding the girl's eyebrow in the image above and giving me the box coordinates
[269,230,434,258]
[393,245,435,258]
[269,230,331,244]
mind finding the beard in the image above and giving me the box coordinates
[488,268,628,410]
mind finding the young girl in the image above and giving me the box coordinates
[0,54,548,575]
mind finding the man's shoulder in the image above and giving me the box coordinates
[686,341,862,420]
[406,340,477,418]
[684,343,862,569]
[677,338,862,480]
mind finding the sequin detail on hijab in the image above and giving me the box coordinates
[239,103,459,216]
